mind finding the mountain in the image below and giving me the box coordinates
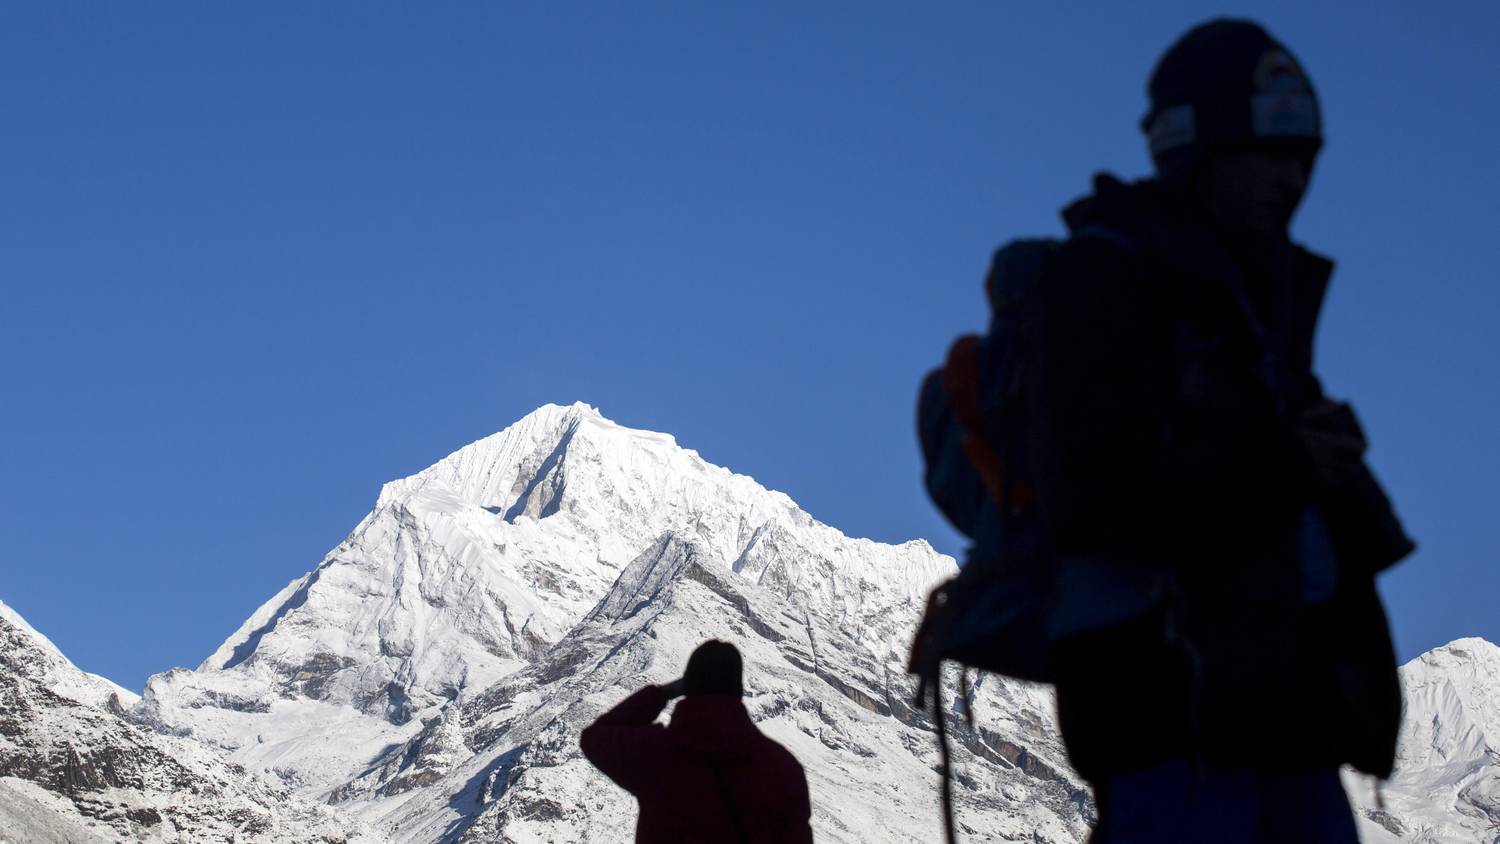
[0,600,137,713]
[5,402,1495,842]
[1348,638,1500,843]
[0,598,375,843]
[126,402,1090,842]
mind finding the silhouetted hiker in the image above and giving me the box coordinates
[912,18,1413,844]
[580,640,813,843]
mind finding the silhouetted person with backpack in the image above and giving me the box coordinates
[1041,20,1415,843]
[580,640,813,843]
[912,18,1414,844]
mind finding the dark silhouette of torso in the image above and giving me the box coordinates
[1037,173,1410,780]
[581,685,813,843]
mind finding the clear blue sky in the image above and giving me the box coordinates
[2,3,1495,693]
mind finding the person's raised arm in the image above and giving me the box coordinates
[578,680,682,794]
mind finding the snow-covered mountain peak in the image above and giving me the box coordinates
[0,598,137,710]
[371,403,951,645]
[136,404,955,803]
[376,401,601,511]
[1349,636,1500,842]
[1396,637,1500,774]
[1410,637,1500,677]
[368,402,817,572]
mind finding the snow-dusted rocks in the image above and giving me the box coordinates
[0,602,375,843]
[0,600,137,713]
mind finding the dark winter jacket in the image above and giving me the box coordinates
[1034,173,1413,781]
[579,685,813,844]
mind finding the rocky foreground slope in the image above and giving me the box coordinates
[1,403,1495,842]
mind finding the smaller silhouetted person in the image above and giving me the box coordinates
[580,640,813,843]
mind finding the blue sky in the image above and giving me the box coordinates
[2,3,1495,692]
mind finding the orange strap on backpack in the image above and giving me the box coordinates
[939,334,1033,513]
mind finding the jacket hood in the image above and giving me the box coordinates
[667,694,762,761]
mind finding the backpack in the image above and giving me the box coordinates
[910,226,1146,693]
[909,231,1155,844]
[909,237,1059,691]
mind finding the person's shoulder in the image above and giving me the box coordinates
[752,732,807,779]
[1053,172,1166,262]
[1054,227,1142,272]
[1040,231,1150,310]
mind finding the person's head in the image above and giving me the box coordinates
[682,640,743,697]
[1142,19,1322,243]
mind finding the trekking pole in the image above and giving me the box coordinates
[932,681,958,844]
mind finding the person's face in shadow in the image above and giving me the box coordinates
[1194,148,1313,246]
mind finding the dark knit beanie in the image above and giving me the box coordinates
[682,640,743,697]
[1142,19,1322,181]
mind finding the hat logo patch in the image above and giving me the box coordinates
[1250,48,1320,139]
